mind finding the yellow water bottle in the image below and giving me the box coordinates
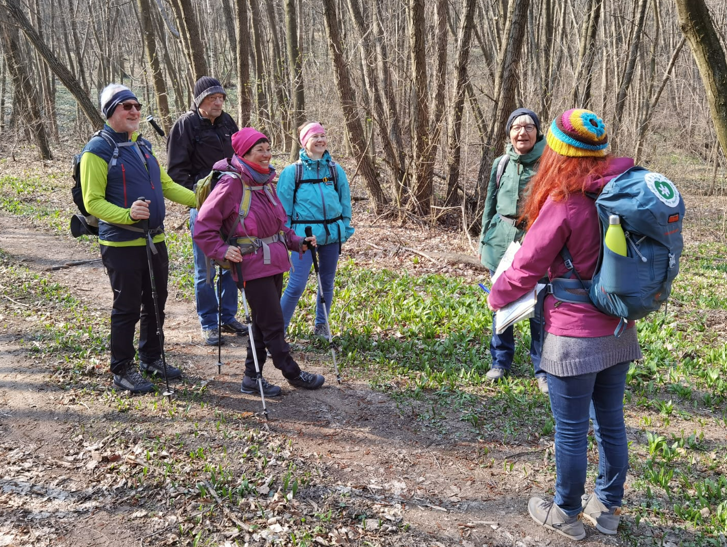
[605,215,627,256]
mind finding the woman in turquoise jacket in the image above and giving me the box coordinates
[278,122,354,336]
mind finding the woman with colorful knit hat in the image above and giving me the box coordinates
[278,122,354,337]
[488,109,642,541]
[193,128,326,396]
[479,107,547,392]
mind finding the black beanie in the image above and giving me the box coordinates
[506,108,541,135]
[193,76,226,108]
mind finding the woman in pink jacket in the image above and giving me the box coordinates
[488,110,642,541]
[193,128,325,396]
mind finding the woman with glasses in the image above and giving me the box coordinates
[479,108,547,392]
[80,84,197,393]
[277,122,354,338]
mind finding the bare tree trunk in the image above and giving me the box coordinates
[634,36,685,164]
[373,0,407,203]
[220,0,238,68]
[611,0,649,148]
[346,0,404,189]
[1,0,104,129]
[235,0,252,126]
[572,0,602,108]
[248,0,269,123]
[476,0,531,203]
[0,55,6,131]
[285,0,304,160]
[408,0,431,214]
[676,0,727,163]
[445,0,477,207]
[138,0,171,133]
[0,12,52,159]
[168,0,208,80]
[321,0,387,210]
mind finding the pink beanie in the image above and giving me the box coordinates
[299,122,326,148]
[232,127,268,157]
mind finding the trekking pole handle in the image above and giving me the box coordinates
[135,196,149,231]
[305,227,320,274]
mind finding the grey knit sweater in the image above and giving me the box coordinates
[540,326,642,377]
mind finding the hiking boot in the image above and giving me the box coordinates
[537,375,549,394]
[528,497,586,541]
[288,370,325,390]
[241,375,282,397]
[486,367,508,382]
[314,323,330,339]
[140,358,182,380]
[202,328,224,346]
[221,318,246,335]
[582,494,621,535]
[113,365,155,394]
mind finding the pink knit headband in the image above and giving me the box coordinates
[299,122,326,148]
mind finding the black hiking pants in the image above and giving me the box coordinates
[243,274,301,380]
[101,243,168,374]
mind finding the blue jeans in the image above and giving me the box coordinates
[490,314,543,376]
[547,361,631,516]
[280,243,340,331]
[189,208,238,330]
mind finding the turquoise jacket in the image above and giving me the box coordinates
[479,135,545,271]
[277,149,354,246]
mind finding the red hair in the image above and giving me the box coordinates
[519,147,613,229]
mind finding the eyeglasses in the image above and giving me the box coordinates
[511,124,536,133]
[121,103,143,111]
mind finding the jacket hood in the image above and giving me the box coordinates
[507,134,545,166]
[298,148,333,167]
[585,156,635,194]
[212,157,235,172]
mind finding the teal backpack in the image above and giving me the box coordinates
[550,167,685,335]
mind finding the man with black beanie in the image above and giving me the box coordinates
[167,76,243,346]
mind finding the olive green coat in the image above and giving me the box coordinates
[479,135,545,271]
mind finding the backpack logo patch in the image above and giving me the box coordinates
[645,172,680,207]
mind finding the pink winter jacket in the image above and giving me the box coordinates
[193,157,304,282]
[489,157,635,338]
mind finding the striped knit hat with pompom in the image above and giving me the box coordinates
[546,109,608,157]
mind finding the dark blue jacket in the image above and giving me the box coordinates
[84,125,166,243]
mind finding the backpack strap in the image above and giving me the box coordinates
[494,155,510,193]
[549,245,627,337]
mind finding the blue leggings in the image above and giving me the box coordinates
[280,243,340,331]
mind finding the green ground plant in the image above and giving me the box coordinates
[2,165,727,543]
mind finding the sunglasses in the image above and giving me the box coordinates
[121,103,143,111]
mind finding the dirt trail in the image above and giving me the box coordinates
[0,213,632,546]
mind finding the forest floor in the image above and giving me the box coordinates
[1,145,727,547]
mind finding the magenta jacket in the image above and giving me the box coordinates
[489,157,635,338]
[193,157,305,282]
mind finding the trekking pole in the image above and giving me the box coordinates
[235,262,269,421]
[216,263,223,374]
[137,196,173,399]
[305,227,340,384]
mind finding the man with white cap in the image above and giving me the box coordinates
[81,83,196,393]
